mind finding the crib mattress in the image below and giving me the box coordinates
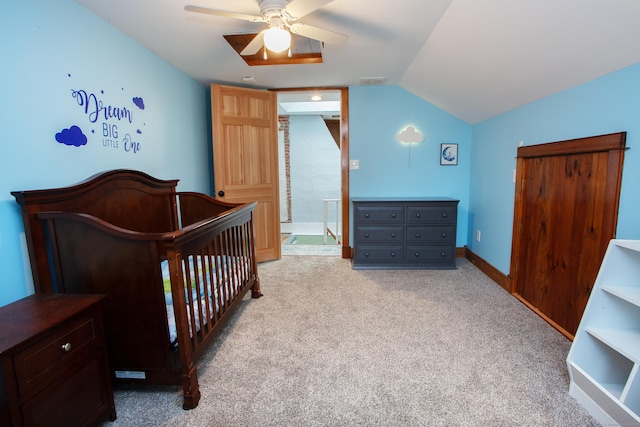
[161,255,248,344]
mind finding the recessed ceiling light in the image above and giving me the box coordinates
[242,76,256,83]
[310,95,322,101]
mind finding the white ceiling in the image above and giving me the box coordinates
[76,0,640,124]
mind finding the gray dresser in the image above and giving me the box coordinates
[352,198,459,269]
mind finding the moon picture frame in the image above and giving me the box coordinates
[440,143,458,165]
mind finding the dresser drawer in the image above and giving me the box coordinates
[406,226,455,244]
[405,246,455,265]
[355,226,404,243]
[407,206,456,224]
[355,206,404,224]
[14,314,98,397]
[355,245,404,264]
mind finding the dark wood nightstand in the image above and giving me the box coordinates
[0,293,116,426]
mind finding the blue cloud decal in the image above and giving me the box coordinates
[137,129,142,134]
[132,97,145,110]
[56,125,87,147]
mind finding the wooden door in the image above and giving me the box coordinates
[211,84,281,262]
[510,133,626,338]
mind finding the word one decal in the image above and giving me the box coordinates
[55,73,146,155]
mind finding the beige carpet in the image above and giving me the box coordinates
[101,256,598,426]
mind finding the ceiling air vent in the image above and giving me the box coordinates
[360,77,388,85]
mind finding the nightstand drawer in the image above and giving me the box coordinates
[406,226,455,244]
[14,314,98,397]
[355,226,404,243]
[355,206,404,224]
[407,206,456,224]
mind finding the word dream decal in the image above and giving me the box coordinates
[56,73,146,155]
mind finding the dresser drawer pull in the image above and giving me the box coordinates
[442,212,448,218]
[441,252,446,257]
[390,252,396,257]
[415,233,420,238]
[364,213,370,218]
[415,213,421,218]
[364,233,370,238]
[391,233,396,238]
[391,213,396,218]
[62,342,72,352]
[364,252,369,257]
[441,233,447,238]
[414,252,420,257]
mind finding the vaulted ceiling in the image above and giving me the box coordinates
[76,0,640,124]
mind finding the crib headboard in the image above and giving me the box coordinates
[12,169,180,292]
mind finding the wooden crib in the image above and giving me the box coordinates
[12,169,262,410]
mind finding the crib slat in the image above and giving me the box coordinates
[182,256,198,350]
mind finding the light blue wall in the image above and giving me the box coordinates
[0,0,211,306]
[349,86,472,247]
[469,62,640,274]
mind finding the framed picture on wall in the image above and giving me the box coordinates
[440,143,458,165]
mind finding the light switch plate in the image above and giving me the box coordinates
[350,160,360,170]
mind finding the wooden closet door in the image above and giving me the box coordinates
[510,133,626,338]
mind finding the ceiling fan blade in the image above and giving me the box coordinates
[289,23,348,46]
[284,0,334,20]
[184,5,264,23]
[240,30,267,56]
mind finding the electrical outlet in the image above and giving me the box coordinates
[476,230,481,242]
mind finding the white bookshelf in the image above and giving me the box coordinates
[567,239,640,426]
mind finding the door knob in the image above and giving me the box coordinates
[217,190,225,197]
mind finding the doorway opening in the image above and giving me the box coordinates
[277,89,343,256]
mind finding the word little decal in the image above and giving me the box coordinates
[56,73,146,155]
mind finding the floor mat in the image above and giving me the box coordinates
[284,235,338,245]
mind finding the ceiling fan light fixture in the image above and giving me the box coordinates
[264,26,291,52]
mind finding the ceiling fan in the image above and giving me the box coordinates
[184,0,348,57]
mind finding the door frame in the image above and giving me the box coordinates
[273,87,350,259]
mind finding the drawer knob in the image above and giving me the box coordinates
[364,252,369,257]
[391,233,396,238]
[390,252,396,257]
[441,233,447,238]
[415,233,420,238]
[62,342,72,352]
[364,233,370,238]
[441,252,446,257]
[442,212,448,218]
[415,213,421,218]
[391,213,396,218]
[364,213,370,218]
[414,252,420,257]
